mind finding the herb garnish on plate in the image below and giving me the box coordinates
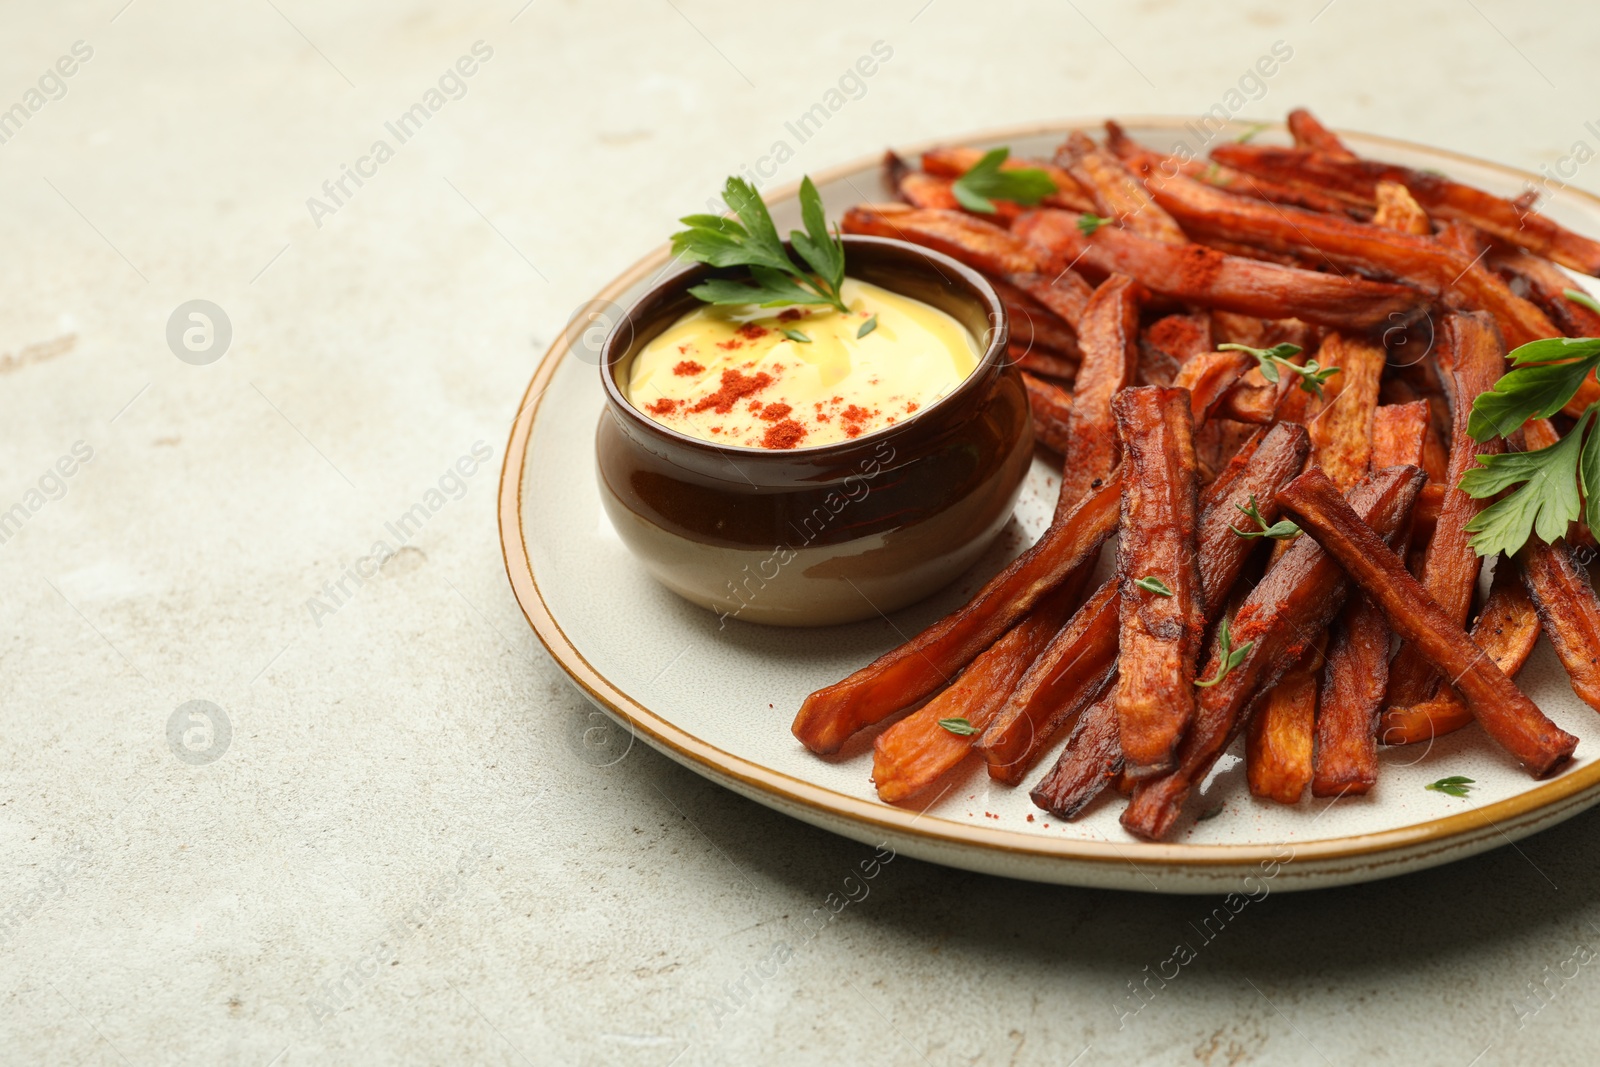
[1461,290,1600,556]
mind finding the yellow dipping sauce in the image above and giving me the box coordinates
[626,278,980,449]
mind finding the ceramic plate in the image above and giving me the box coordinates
[500,118,1600,892]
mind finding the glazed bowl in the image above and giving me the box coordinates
[595,235,1031,626]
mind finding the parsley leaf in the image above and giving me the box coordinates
[1077,213,1114,236]
[1465,337,1600,442]
[1462,409,1592,557]
[950,147,1056,214]
[1218,342,1341,400]
[790,176,845,296]
[672,176,849,313]
[1134,576,1174,597]
[1425,775,1475,797]
[938,717,978,736]
[857,314,878,339]
[1229,494,1301,540]
[1196,617,1253,689]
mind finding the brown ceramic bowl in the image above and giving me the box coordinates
[595,235,1030,626]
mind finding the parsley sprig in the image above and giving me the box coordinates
[1229,495,1301,540]
[951,147,1056,215]
[937,717,978,736]
[1134,576,1174,597]
[672,176,849,314]
[1218,343,1341,400]
[1460,290,1600,557]
[1425,775,1475,798]
[1195,617,1253,689]
[1463,336,1600,442]
[1077,213,1114,236]
[1461,410,1593,558]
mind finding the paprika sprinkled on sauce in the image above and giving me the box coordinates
[626,278,978,449]
[762,420,807,449]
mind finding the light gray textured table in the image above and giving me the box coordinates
[5,1,1600,1063]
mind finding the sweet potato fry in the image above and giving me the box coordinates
[1023,373,1073,454]
[791,473,1121,755]
[989,276,1081,358]
[1136,346,1179,388]
[883,149,915,189]
[1489,247,1600,338]
[1246,634,1326,804]
[1015,349,1077,382]
[920,146,1096,212]
[1005,270,1094,331]
[1174,350,1258,420]
[1057,131,1189,245]
[1209,312,1272,348]
[1028,689,1121,818]
[1438,219,1489,261]
[1122,466,1425,840]
[1113,387,1205,777]
[1140,313,1210,387]
[1209,143,1600,276]
[869,566,1094,803]
[1196,420,1263,487]
[842,204,1050,276]
[981,423,1311,784]
[1190,426,1313,607]
[1208,168,1358,219]
[1277,468,1579,777]
[1212,379,1277,425]
[1287,108,1355,160]
[1192,233,1329,268]
[1372,180,1431,235]
[1371,401,1432,472]
[1310,399,1434,793]
[1385,313,1507,707]
[1378,562,1541,744]
[1521,541,1600,714]
[976,581,1119,785]
[1144,312,1213,366]
[1379,379,1452,483]
[1184,354,1273,487]
[1011,208,1423,333]
[1314,592,1392,795]
[1145,175,1557,348]
[1105,120,1355,217]
[1304,333,1385,492]
[1055,275,1141,515]
[1411,484,1445,540]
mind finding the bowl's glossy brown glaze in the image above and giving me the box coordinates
[596,235,1031,626]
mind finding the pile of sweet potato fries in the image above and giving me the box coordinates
[790,109,1600,840]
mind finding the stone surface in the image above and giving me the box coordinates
[3,0,1600,1063]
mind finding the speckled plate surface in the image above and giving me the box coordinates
[500,118,1600,893]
